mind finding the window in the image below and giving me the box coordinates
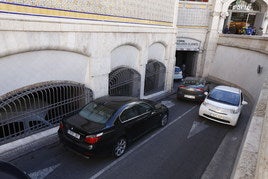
[208,89,240,106]
[135,103,152,115]
[120,107,139,122]
[79,102,115,124]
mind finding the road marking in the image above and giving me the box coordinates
[161,100,175,108]
[90,105,198,179]
[29,163,60,179]
[187,120,209,139]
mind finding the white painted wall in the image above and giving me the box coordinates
[0,50,89,96]
[209,45,268,101]
[0,23,176,99]
[111,45,140,71]
[148,43,165,64]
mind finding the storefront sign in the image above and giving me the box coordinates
[232,0,253,11]
[176,38,200,51]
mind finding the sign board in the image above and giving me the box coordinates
[176,38,201,51]
[232,0,253,11]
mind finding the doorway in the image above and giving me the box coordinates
[175,51,198,77]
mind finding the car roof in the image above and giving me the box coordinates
[214,85,241,94]
[94,96,140,110]
[184,76,205,81]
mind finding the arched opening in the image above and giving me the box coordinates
[175,37,201,77]
[0,81,93,144]
[144,60,166,95]
[223,0,263,35]
[109,67,141,97]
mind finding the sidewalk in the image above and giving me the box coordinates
[232,78,268,179]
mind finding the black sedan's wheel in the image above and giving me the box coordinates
[113,138,127,158]
[160,114,168,127]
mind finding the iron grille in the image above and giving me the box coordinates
[109,67,141,97]
[144,60,166,95]
[0,81,93,144]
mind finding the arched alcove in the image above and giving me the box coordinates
[144,60,166,95]
[109,67,141,97]
[0,81,93,144]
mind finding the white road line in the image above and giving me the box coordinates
[90,105,198,179]
[187,120,209,139]
[29,163,61,179]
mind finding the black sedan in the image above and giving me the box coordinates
[177,77,210,102]
[58,96,168,158]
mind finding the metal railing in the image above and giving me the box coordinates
[0,81,93,144]
[109,67,141,97]
[144,60,166,95]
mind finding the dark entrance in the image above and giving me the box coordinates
[109,67,141,97]
[144,60,166,95]
[175,51,198,77]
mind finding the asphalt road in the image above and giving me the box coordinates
[10,92,252,179]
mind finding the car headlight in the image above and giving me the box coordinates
[202,101,208,106]
[231,108,239,114]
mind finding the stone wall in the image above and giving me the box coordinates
[209,35,268,103]
[0,0,178,99]
[232,77,268,179]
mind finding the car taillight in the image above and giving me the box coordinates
[84,132,103,144]
[179,85,185,89]
[196,88,204,92]
[59,122,64,129]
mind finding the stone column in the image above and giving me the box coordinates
[202,1,223,77]
[263,13,268,35]
[138,45,148,99]
[165,34,177,93]
[86,55,110,98]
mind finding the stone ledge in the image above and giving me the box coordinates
[232,78,268,179]
[0,127,59,161]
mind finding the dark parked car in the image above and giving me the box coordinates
[0,160,30,179]
[177,77,210,102]
[58,96,168,158]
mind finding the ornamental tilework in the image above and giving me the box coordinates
[0,0,175,24]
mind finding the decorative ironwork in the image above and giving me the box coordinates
[144,60,166,95]
[0,81,93,144]
[109,67,141,97]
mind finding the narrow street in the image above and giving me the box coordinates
[10,91,252,179]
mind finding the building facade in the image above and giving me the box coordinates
[0,0,178,144]
[176,0,268,78]
[0,0,268,145]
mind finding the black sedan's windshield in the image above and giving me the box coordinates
[79,102,115,124]
[207,89,240,106]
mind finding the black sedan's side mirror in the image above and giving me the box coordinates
[151,111,156,115]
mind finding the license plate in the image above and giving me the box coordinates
[67,130,80,139]
[184,95,195,99]
[210,113,223,119]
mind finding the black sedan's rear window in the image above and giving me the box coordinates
[79,102,115,124]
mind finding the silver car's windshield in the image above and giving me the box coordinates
[207,89,240,106]
[79,102,115,124]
